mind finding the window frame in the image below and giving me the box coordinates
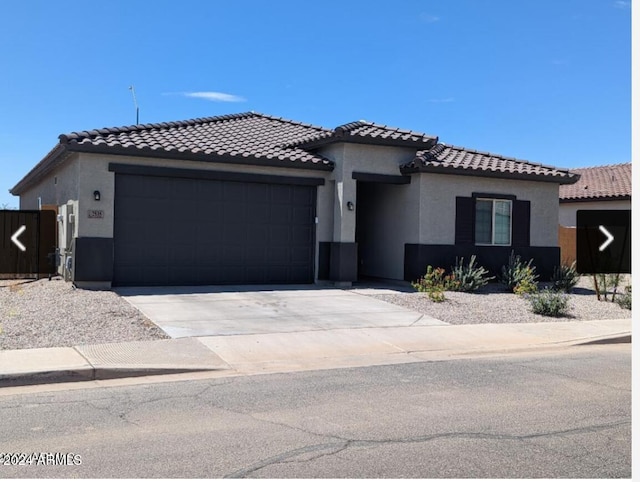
[474,197,513,246]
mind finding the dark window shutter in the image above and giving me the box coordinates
[512,200,530,247]
[455,197,474,245]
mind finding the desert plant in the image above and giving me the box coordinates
[615,285,631,310]
[427,288,446,303]
[412,266,457,301]
[528,289,571,317]
[514,277,538,296]
[499,251,538,292]
[592,273,622,301]
[551,262,579,293]
[450,255,493,292]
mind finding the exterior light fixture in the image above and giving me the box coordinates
[347,201,354,211]
[93,190,101,201]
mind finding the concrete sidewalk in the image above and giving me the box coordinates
[0,318,631,387]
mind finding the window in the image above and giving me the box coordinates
[475,199,511,245]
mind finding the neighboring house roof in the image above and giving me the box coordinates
[559,163,631,202]
[10,112,579,195]
[401,143,580,184]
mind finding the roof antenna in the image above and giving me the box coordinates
[129,85,139,125]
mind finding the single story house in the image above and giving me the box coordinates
[559,163,631,227]
[557,162,631,265]
[10,112,579,289]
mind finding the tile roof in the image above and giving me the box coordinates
[401,143,580,184]
[559,163,631,201]
[10,113,335,194]
[283,120,438,149]
[60,112,334,167]
[10,112,579,195]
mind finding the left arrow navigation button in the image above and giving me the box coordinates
[11,225,26,251]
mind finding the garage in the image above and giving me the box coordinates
[112,166,318,286]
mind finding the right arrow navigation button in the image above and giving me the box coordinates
[598,225,614,252]
[576,210,631,274]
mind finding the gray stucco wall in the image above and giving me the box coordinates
[418,173,560,247]
[559,199,631,227]
[19,155,79,210]
[319,143,416,244]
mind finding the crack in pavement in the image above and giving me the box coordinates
[223,419,630,478]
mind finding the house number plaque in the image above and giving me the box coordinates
[87,210,104,219]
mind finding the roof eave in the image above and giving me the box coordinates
[65,143,335,172]
[400,164,581,185]
[9,143,70,195]
[292,135,439,151]
[559,194,632,203]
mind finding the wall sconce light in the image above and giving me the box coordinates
[93,190,101,201]
[346,201,354,211]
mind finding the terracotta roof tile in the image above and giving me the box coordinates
[559,163,631,201]
[402,143,579,184]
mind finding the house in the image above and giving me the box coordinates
[557,162,631,265]
[559,163,631,227]
[10,112,579,289]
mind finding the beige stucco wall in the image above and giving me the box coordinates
[559,199,631,227]
[418,173,560,247]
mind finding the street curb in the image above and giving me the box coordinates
[0,366,225,388]
[576,334,631,345]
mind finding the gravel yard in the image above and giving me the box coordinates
[0,278,168,350]
[0,275,631,351]
[364,276,631,325]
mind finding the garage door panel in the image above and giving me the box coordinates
[114,173,316,286]
[292,226,313,244]
[293,206,313,223]
[269,226,290,244]
[291,246,314,264]
[292,185,314,204]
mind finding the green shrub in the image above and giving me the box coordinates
[615,286,631,310]
[499,251,539,292]
[551,262,579,293]
[514,277,538,296]
[412,266,457,301]
[427,288,446,303]
[450,255,493,292]
[528,289,571,317]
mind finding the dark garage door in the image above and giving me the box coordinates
[113,173,317,286]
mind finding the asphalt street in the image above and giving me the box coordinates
[0,344,631,478]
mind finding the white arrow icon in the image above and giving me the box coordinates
[11,225,26,252]
[598,225,614,252]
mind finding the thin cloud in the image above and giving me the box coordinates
[613,0,630,8]
[183,91,246,102]
[427,97,455,103]
[419,13,441,24]
[163,91,247,102]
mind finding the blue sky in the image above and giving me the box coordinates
[0,0,631,208]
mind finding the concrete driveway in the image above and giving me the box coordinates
[116,285,447,338]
